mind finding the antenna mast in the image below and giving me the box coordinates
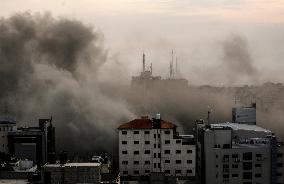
[142,53,145,72]
[170,50,174,78]
[175,56,178,78]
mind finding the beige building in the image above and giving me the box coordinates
[118,115,195,179]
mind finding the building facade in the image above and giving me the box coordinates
[196,120,284,184]
[0,116,17,154]
[118,115,195,179]
[41,163,101,184]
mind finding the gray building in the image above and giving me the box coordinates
[41,163,101,184]
[196,107,284,184]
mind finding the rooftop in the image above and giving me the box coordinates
[0,115,16,124]
[44,163,101,168]
[118,116,176,129]
[211,122,271,133]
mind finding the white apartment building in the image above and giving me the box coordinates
[118,115,195,179]
[0,115,17,154]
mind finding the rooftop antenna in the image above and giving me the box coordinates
[142,53,146,72]
[207,106,213,125]
[170,50,174,78]
[175,56,178,78]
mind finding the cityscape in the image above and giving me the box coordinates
[1,1,284,184]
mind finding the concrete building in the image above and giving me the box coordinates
[118,115,195,179]
[8,118,55,167]
[0,116,17,154]
[196,119,284,184]
[41,163,101,184]
[232,103,256,125]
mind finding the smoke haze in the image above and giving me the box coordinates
[0,12,284,155]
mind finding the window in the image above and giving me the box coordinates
[145,161,150,165]
[187,150,192,154]
[277,173,282,176]
[176,150,181,154]
[256,154,262,157]
[176,140,181,144]
[232,174,238,178]
[144,150,150,154]
[232,154,239,158]
[158,144,160,148]
[187,160,192,164]
[122,131,127,135]
[158,153,161,158]
[154,144,156,148]
[223,174,229,178]
[145,170,150,173]
[176,160,181,164]
[165,140,170,144]
[255,164,261,168]
[243,172,252,179]
[122,161,128,165]
[158,134,160,138]
[134,141,139,144]
[154,134,156,138]
[154,163,156,168]
[122,151,128,154]
[154,153,156,158]
[158,163,161,168]
[223,144,230,148]
[134,151,139,155]
[277,153,283,158]
[134,170,139,175]
[165,150,170,154]
[134,131,139,134]
[243,162,252,170]
[122,141,127,144]
[232,164,238,168]
[165,130,170,134]
[277,163,283,167]
[187,170,192,174]
[145,141,150,144]
[123,171,128,175]
[165,170,170,174]
[165,160,170,163]
[255,173,261,178]
[134,161,139,165]
[175,170,181,174]
[243,152,252,160]
[144,131,150,134]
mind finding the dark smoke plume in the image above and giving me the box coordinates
[0,12,134,153]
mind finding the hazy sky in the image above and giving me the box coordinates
[1,0,284,85]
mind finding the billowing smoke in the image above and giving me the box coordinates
[222,34,259,84]
[0,12,283,157]
[0,12,135,153]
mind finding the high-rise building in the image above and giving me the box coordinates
[196,107,284,184]
[118,115,195,179]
